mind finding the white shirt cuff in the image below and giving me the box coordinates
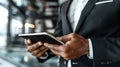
[39,52,48,59]
[87,39,94,59]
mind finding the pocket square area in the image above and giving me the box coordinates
[95,0,113,5]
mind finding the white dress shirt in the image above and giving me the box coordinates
[68,0,93,67]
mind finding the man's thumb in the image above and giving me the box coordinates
[58,35,71,43]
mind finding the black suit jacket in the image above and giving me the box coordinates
[38,0,120,67]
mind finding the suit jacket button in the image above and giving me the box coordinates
[106,61,112,64]
[100,62,105,64]
[64,61,66,64]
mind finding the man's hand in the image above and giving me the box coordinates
[44,33,89,60]
[26,39,48,57]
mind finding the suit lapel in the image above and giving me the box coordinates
[75,0,97,32]
[61,0,73,34]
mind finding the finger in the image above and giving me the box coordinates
[50,49,61,56]
[31,46,48,56]
[58,35,71,43]
[36,48,49,57]
[44,43,61,52]
[25,39,32,46]
[38,46,48,52]
[27,42,43,52]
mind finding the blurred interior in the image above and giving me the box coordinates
[0,0,66,67]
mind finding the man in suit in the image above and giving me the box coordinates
[26,0,120,67]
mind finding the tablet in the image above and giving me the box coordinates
[18,32,64,45]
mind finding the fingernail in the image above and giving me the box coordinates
[38,42,42,46]
[56,37,60,39]
[57,37,62,40]
[27,39,31,44]
[44,43,48,46]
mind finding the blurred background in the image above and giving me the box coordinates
[0,0,66,67]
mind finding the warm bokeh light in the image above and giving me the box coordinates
[25,23,35,28]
